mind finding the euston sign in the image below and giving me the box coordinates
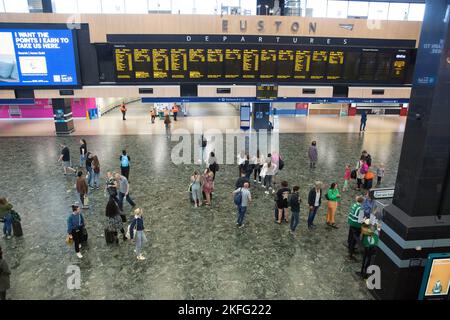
[221,19,317,34]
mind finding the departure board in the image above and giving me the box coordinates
[115,48,133,80]
[189,48,206,79]
[207,49,224,79]
[153,48,169,79]
[224,49,242,79]
[112,44,415,84]
[260,49,277,79]
[257,83,278,100]
[242,49,259,79]
[277,49,294,79]
[294,50,311,79]
[171,48,188,79]
[133,48,151,80]
[327,51,344,80]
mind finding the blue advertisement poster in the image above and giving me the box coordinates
[0,29,78,86]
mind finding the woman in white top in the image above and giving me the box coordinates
[260,160,278,194]
[207,152,218,180]
[252,149,265,184]
[237,150,246,176]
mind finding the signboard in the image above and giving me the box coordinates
[112,43,414,85]
[370,187,395,199]
[419,253,450,300]
[0,28,79,87]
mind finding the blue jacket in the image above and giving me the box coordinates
[129,217,144,239]
[362,199,375,218]
[67,213,85,234]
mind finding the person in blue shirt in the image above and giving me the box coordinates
[362,192,375,219]
[129,208,147,261]
[360,111,368,131]
[67,204,85,259]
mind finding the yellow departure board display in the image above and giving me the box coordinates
[171,48,187,79]
[277,49,294,79]
[310,50,328,80]
[224,49,242,79]
[294,50,311,79]
[260,49,277,79]
[133,48,151,80]
[189,48,206,79]
[327,51,344,80]
[207,49,224,79]
[152,48,169,79]
[392,60,406,78]
[242,49,259,79]
[115,48,133,80]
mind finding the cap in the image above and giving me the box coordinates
[71,202,80,210]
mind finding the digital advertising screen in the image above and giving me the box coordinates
[419,253,450,300]
[0,28,79,87]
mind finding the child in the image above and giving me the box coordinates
[376,163,385,187]
[308,141,318,168]
[343,164,351,191]
[364,170,375,190]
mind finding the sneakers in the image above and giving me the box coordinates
[137,254,146,260]
[238,224,245,229]
[264,191,270,195]
[253,179,257,182]
[76,252,83,259]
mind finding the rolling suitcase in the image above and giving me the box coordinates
[104,229,118,244]
[13,220,23,237]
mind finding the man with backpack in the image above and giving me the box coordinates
[120,150,131,180]
[232,182,251,228]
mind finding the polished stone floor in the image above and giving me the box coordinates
[0,131,403,299]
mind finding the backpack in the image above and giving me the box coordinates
[234,188,243,206]
[278,158,285,170]
[351,169,357,179]
[121,155,129,167]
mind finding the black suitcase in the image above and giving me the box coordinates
[13,220,23,237]
[81,227,88,242]
[104,229,118,244]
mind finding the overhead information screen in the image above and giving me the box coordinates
[0,28,79,87]
[112,44,414,84]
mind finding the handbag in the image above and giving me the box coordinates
[84,195,89,206]
[66,235,73,246]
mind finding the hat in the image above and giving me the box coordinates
[71,202,80,210]
[364,218,371,225]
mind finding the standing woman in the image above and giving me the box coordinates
[85,152,94,188]
[0,198,13,239]
[75,171,89,209]
[105,197,127,242]
[252,150,264,184]
[190,170,202,207]
[91,155,101,190]
[202,168,214,206]
[326,182,341,229]
[276,181,291,224]
[261,160,278,195]
[207,152,218,180]
[79,139,87,168]
[356,157,367,191]
[0,246,11,300]
[164,114,171,137]
[67,204,85,259]
[129,208,147,261]
[308,141,318,168]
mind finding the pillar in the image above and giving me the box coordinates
[372,0,450,300]
[52,98,75,135]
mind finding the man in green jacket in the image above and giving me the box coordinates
[347,196,365,260]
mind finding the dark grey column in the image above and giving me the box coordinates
[372,0,450,300]
[52,98,75,135]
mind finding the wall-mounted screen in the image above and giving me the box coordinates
[111,43,414,85]
[419,253,450,300]
[0,28,79,87]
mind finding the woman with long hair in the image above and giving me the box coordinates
[191,170,202,207]
[105,196,127,242]
[326,182,341,228]
[91,155,101,190]
[202,168,214,206]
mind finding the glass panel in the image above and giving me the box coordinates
[171,0,193,14]
[53,0,78,13]
[241,0,256,15]
[4,0,29,12]
[327,1,348,18]
[388,3,409,21]
[125,0,148,13]
[368,1,388,20]
[194,0,219,14]
[347,1,368,18]
[306,0,327,18]
[78,0,102,13]
[0,0,4,12]
[407,3,425,21]
[102,0,125,13]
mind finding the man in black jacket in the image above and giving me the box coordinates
[307,181,322,229]
[289,186,301,234]
[235,171,250,189]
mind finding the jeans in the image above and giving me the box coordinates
[118,192,136,211]
[290,210,300,231]
[93,172,100,188]
[135,230,147,256]
[360,121,366,131]
[80,154,86,167]
[191,186,202,204]
[237,205,247,226]
[307,206,319,227]
[121,166,130,180]
[264,175,273,188]
[347,226,361,254]
[87,166,93,187]
[3,212,12,236]
[173,112,177,121]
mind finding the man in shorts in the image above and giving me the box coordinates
[58,143,77,175]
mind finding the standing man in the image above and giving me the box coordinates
[58,143,77,175]
[172,103,178,121]
[120,150,131,181]
[347,196,365,260]
[120,101,127,120]
[233,182,251,228]
[115,173,136,211]
[199,134,207,164]
[360,110,367,132]
[307,181,322,230]
[289,186,301,235]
